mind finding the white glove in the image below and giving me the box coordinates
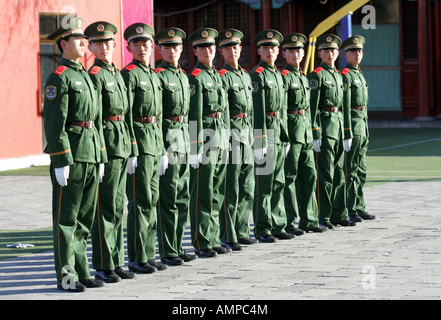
[254,147,267,160]
[99,163,105,183]
[189,154,202,169]
[313,139,322,153]
[344,139,352,152]
[54,165,70,187]
[127,156,137,175]
[160,155,169,176]
[284,145,291,158]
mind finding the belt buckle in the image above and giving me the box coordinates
[87,121,94,128]
[178,115,184,122]
[216,112,222,119]
[275,111,280,119]
[149,116,156,123]
[243,112,248,118]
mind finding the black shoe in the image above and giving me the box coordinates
[213,246,232,254]
[349,214,363,223]
[79,278,105,288]
[320,221,335,229]
[161,256,184,266]
[273,232,295,240]
[286,228,305,236]
[95,270,121,283]
[179,251,198,262]
[333,220,356,227]
[302,225,328,233]
[258,235,277,243]
[147,259,168,271]
[358,211,376,220]
[238,237,258,245]
[57,282,86,292]
[114,267,135,279]
[221,242,242,251]
[195,249,217,258]
[128,260,157,274]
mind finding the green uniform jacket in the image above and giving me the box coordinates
[250,60,289,148]
[121,59,165,157]
[307,62,349,140]
[156,61,191,154]
[219,63,253,146]
[43,58,107,168]
[188,61,230,155]
[341,64,369,138]
[88,59,138,158]
[280,64,313,144]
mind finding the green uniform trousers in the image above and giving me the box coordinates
[220,142,255,243]
[158,152,190,258]
[51,162,99,284]
[92,157,128,270]
[315,135,348,224]
[284,142,320,230]
[346,135,368,216]
[126,153,160,263]
[189,148,227,251]
[253,143,287,238]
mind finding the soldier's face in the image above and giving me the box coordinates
[62,36,85,59]
[257,45,279,66]
[318,48,339,66]
[282,48,304,66]
[344,49,363,67]
[88,40,116,64]
[219,44,242,65]
[159,44,183,66]
[193,45,216,66]
[128,39,154,63]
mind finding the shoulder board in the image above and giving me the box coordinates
[191,68,202,77]
[336,69,342,74]
[180,68,187,75]
[255,66,264,74]
[89,66,101,75]
[281,69,290,77]
[241,68,249,74]
[219,69,228,77]
[124,64,137,72]
[341,68,350,75]
[314,67,324,74]
[54,65,68,76]
[155,68,165,74]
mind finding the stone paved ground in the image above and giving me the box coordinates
[0,176,440,301]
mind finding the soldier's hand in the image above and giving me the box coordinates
[254,147,267,160]
[284,145,291,158]
[344,139,352,152]
[189,154,202,169]
[127,157,138,175]
[99,163,105,183]
[54,165,70,187]
[160,155,169,175]
[313,139,322,153]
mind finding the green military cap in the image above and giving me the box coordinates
[124,22,154,42]
[217,29,243,47]
[154,27,186,46]
[316,34,342,50]
[84,21,117,42]
[341,35,366,51]
[282,33,307,49]
[255,29,283,47]
[188,28,218,47]
[47,17,86,43]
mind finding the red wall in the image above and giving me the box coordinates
[0,0,124,159]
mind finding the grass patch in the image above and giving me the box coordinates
[0,165,49,176]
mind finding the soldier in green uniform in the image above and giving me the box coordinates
[218,29,257,250]
[43,17,106,292]
[121,23,168,273]
[85,21,138,282]
[307,34,355,229]
[281,34,327,234]
[187,28,231,257]
[251,29,293,243]
[154,27,198,266]
[341,35,376,222]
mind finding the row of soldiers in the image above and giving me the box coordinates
[43,18,374,293]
